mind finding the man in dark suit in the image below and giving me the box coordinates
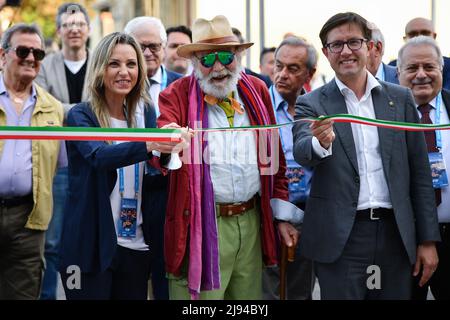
[389,17,450,90]
[292,12,440,300]
[366,23,398,84]
[124,16,182,300]
[398,35,450,300]
[231,27,272,88]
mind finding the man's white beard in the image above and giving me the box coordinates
[193,60,243,99]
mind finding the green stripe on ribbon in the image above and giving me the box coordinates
[1,113,450,142]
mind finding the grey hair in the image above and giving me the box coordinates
[56,2,90,29]
[274,36,318,71]
[124,16,167,45]
[397,35,444,70]
[370,26,385,55]
[1,23,45,50]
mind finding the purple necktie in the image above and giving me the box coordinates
[418,103,441,206]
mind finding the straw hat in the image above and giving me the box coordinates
[177,15,253,58]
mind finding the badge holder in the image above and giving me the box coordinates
[429,151,449,189]
[117,164,139,238]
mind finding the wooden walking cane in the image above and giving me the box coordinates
[279,242,296,300]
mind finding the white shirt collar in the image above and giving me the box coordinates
[418,94,439,109]
[334,71,381,99]
[375,63,385,81]
[150,66,162,84]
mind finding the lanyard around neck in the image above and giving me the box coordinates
[270,85,288,154]
[434,92,442,149]
[119,164,139,199]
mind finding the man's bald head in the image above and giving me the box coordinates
[404,17,436,41]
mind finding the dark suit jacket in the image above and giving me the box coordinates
[383,63,399,84]
[60,102,153,273]
[292,79,440,264]
[245,67,272,88]
[165,68,183,88]
[389,56,450,90]
[442,89,450,115]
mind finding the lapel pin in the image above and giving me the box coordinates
[389,101,394,107]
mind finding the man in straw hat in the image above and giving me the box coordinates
[157,15,300,299]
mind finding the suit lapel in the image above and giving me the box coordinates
[372,84,396,180]
[321,81,359,174]
[441,89,450,116]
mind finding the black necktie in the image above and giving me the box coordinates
[418,103,442,206]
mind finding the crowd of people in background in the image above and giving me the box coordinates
[0,2,449,301]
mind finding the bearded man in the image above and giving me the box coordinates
[157,15,300,300]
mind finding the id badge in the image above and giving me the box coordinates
[118,198,138,238]
[429,151,449,189]
[286,166,308,203]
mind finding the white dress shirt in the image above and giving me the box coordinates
[416,93,450,222]
[314,72,392,210]
[207,90,261,203]
[149,67,163,117]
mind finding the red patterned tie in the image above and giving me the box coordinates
[418,103,441,206]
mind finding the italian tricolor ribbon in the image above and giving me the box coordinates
[1,114,449,141]
[198,114,450,133]
[0,126,182,142]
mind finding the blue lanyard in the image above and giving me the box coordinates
[270,85,288,154]
[161,67,168,90]
[434,93,442,149]
[114,111,139,198]
[119,164,139,199]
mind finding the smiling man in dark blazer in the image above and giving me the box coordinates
[292,12,440,300]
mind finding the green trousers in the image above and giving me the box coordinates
[169,207,262,300]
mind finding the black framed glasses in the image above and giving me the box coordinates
[198,51,235,68]
[139,43,162,53]
[8,45,46,61]
[325,38,367,53]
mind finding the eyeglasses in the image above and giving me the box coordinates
[325,38,367,54]
[61,21,88,30]
[198,51,235,68]
[7,45,46,61]
[139,43,162,53]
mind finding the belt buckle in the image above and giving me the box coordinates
[369,208,380,221]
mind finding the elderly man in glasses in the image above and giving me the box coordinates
[124,16,183,300]
[0,23,65,299]
[292,12,440,299]
[157,15,299,300]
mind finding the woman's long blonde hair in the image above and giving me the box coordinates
[86,32,148,128]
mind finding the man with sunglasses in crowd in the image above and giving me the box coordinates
[157,15,299,299]
[292,12,440,299]
[124,16,182,300]
[0,23,65,299]
[35,2,90,300]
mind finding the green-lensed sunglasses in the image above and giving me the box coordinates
[198,51,235,68]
